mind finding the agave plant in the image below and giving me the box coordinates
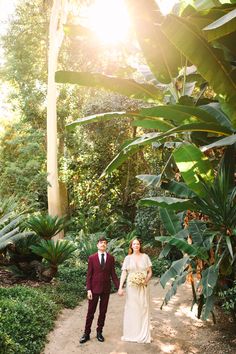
[0,213,33,254]
[30,239,77,281]
[26,214,67,240]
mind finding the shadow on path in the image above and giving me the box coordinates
[42,278,236,354]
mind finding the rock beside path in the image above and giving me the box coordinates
[42,279,236,354]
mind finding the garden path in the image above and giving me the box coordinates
[42,278,236,354]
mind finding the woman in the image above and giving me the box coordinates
[118,238,152,343]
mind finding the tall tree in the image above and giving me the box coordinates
[47,0,68,230]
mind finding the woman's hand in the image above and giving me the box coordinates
[118,288,124,296]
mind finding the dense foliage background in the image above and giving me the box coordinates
[0,0,236,352]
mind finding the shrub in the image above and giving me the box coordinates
[151,258,170,277]
[218,281,236,321]
[39,264,88,308]
[0,286,59,354]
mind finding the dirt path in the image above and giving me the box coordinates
[43,279,236,354]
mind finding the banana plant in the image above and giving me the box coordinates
[139,143,236,319]
[55,0,236,178]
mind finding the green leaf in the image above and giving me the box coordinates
[132,119,173,131]
[203,8,236,41]
[199,103,233,130]
[161,14,236,125]
[160,256,190,288]
[201,265,219,297]
[159,208,182,235]
[201,134,236,152]
[161,180,196,198]
[156,236,208,259]
[140,104,220,125]
[55,71,163,101]
[158,244,172,258]
[126,0,182,83]
[188,220,207,245]
[63,24,94,37]
[136,174,162,188]
[128,123,232,150]
[161,272,188,307]
[66,112,127,130]
[101,142,140,176]
[30,240,77,265]
[139,196,195,211]
[173,143,215,197]
[225,236,234,260]
[202,294,215,321]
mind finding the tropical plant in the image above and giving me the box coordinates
[55,0,236,172]
[138,143,236,320]
[0,213,33,254]
[219,280,236,322]
[30,239,77,281]
[26,214,68,240]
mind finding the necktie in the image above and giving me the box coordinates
[101,253,105,269]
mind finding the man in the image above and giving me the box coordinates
[80,237,119,344]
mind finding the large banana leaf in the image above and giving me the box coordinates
[188,220,207,245]
[55,71,163,101]
[67,111,174,132]
[136,174,162,188]
[173,143,215,197]
[139,196,195,211]
[203,7,236,41]
[161,271,188,308]
[139,104,233,127]
[125,0,182,84]
[156,236,208,259]
[103,121,231,175]
[159,208,182,235]
[66,112,129,130]
[132,119,174,131]
[201,264,219,297]
[161,13,236,125]
[127,123,232,149]
[161,180,196,198]
[201,134,236,151]
[160,256,190,288]
[199,103,233,130]
[202,294,215,321]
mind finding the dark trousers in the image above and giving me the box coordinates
[84,292,110,335]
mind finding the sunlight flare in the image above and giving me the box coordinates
[85,0,130,44]
[156,0,179,15]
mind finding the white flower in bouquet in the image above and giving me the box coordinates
[128,271,146,287]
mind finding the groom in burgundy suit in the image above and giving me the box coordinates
[80,237,119,344]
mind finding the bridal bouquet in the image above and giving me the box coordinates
[128,271,146,287]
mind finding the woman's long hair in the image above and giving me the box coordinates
[128,238,143,255]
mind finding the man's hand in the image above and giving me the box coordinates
[87,290,93,300]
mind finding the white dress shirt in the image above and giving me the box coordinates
[98,251,107,264]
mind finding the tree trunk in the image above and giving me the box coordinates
[47,0,68,238]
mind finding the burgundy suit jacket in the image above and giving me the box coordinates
[86,252,119,294]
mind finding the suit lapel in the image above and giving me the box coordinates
[95,253,100,268]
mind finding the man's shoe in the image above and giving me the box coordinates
[97,332,105,342]
[79,333,90,344]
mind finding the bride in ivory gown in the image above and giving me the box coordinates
[118,238,152,343]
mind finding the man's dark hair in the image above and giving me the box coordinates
[97,236,108,243]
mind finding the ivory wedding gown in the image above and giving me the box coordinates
[121,253,152,343]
